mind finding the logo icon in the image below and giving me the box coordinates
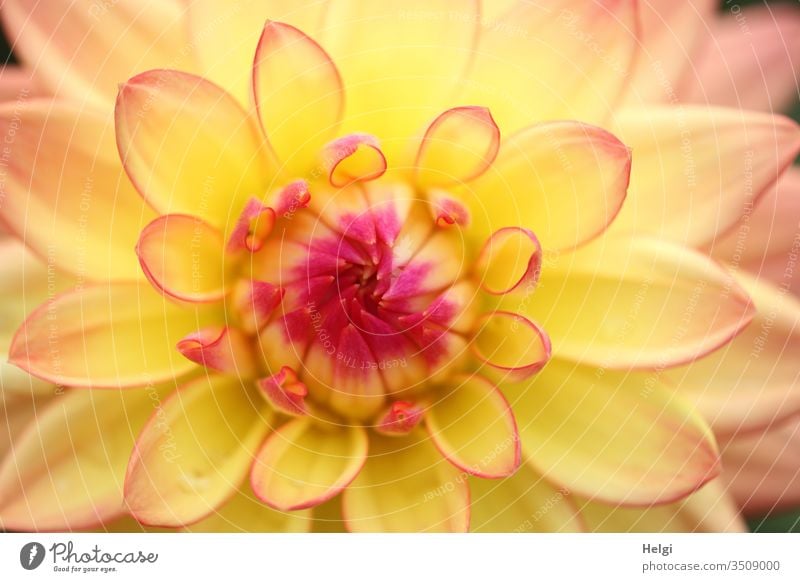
[19,542,46,570]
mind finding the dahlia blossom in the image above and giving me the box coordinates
[0,0,798,533]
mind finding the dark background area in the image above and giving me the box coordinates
[0,0,797,533]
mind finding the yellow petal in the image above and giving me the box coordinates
[513,236,756,368]
[469,464,582,532]
[254,21,344,177]
[137,214,229,303]
[460,121,631,250]
[581,479,746,532]
[188,0,328,105]
[669,272,800,436]
[9,282,213,388]
[475,227,542,295]
[471,311,550,380]
[115,70,275,230]
[184,484,311,532]
[318,0,480,165]
[462,0,639,132]
[510,359,720,505]
[125,375,271,526]
[0,240,70,394]
[415,106,500,188]
[342,431,469,532]
[1,0,195,105]
[0,388,158,530]
[609,106,800,246]
[251,419,367,511]
[0,101,157,280]
[426,374,520,478]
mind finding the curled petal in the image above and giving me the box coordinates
[257,366,308,417]
[137,214,228,303]
[323,134,387,187]
[177,326,257,377]
[472,311,551,380]
[429,191,471,228]
[253,21,344,176]
[374,401,423,436]
[227,198,276,253]
[415,106,500,187]
[251,419,368,511]
[426,374,520,478]
[272,180,311,218]
[232,280,284,334]
[476,227,542,295]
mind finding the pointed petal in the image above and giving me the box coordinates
[462,0,640,133]
[9,282,212,388]
[257,366,309,417]
[251,419,367,511]
[609,106,800,246]
[226,199,276,254]
[680,4,800,112]
[415,107,500,187]
[137,214,229,303]
[469,464,582,532]
[184,484,311,532]
[515,237,756,369]
[342,431,469,532]
[318,0,480,165]
[670,273,800,437]
[462,121,631,251]
[188,0,328,105]
[581,479,746,532]
[426,374,520,478]
[722,420,800,516]
[0,101,157,279]
[253,21,344,176]
[0,389,157,530]
[1,0,194,105]
[125,375,270,526]
[374,401,423,436]
[511,359,721,505]
[115,70,274,230]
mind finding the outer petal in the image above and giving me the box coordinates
[679,4,800,112]
[342,431,470,532]
[709,166,800,270]
[669,273,800,436]
[8,282,212,388]
[425,374,520,478]
[0,389,49,460]
[622,0,717,105]
[609,106,800,246]
[318,0,480,165]
[0,101,157,279]
[0,389,157,531]
[462,0,640,133]
[188,0,328,105]
[0,66,41,101]
[1,0,195,105]
[184,485,311,532]
[581,479,746,532]
[115,70,274,230]
[0,240,69,394]
[510,359,720,506]
[722,420,800,516]
[251,419,367,510]
[469,464,583,532]
[253,21,344,177]
[137,214,229,303]
[124,375,271,527]
[513,237,756,369]
[415,107,500,188]
[460,121,631,251]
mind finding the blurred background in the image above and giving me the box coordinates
[0,0,797,534]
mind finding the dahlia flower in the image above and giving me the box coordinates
[0,0,798,533]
